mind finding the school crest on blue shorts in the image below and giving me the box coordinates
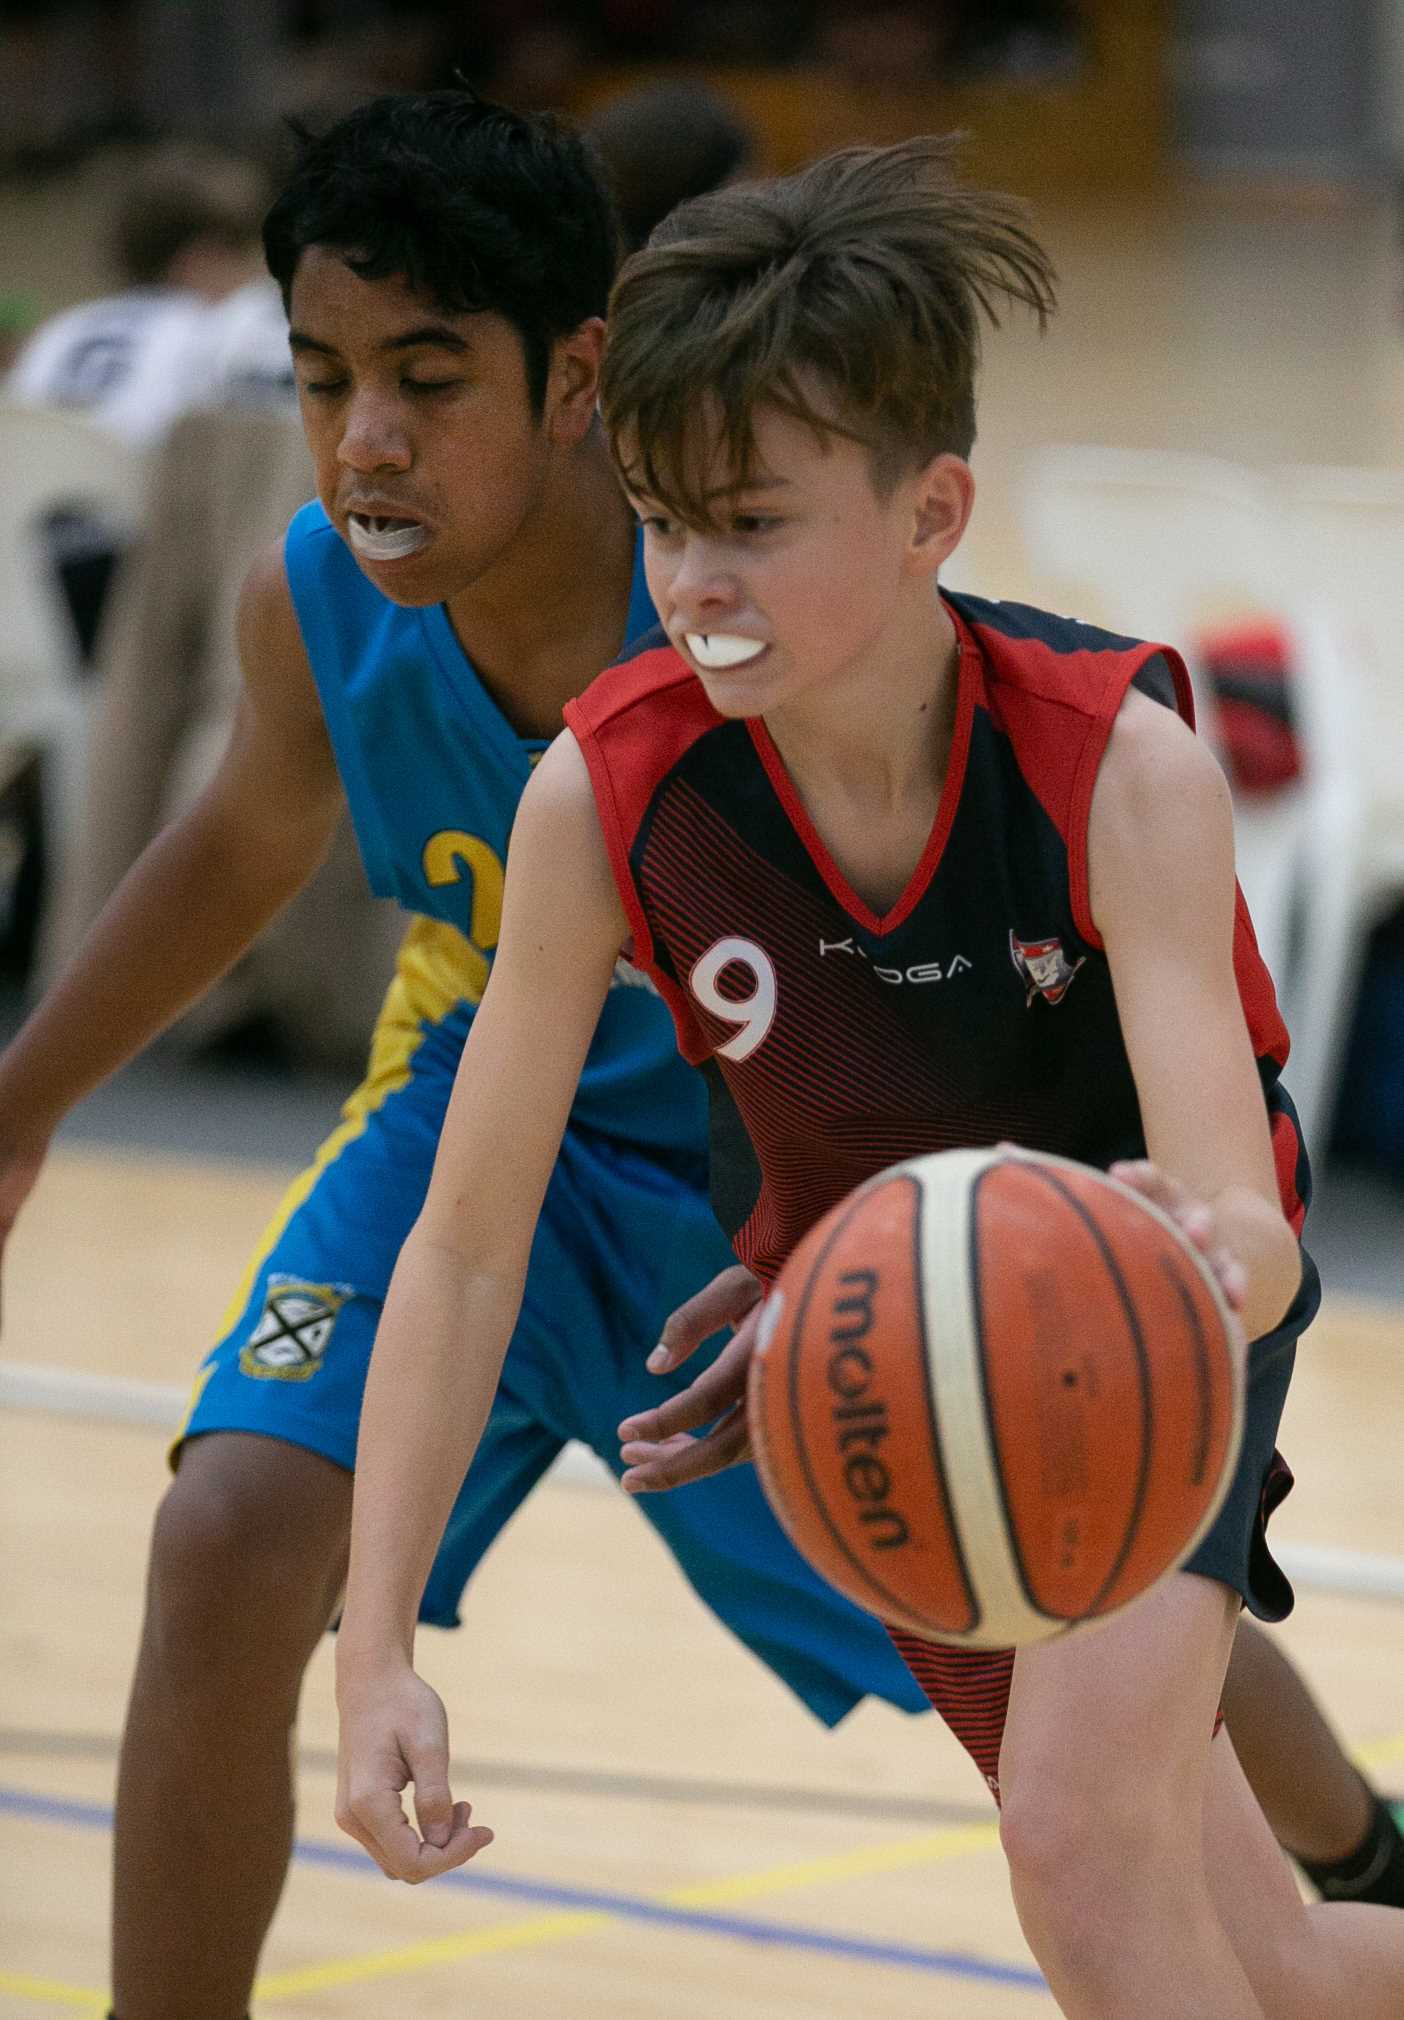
[239,1275,354,1382]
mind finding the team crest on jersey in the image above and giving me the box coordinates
[239,1276,353,1382]
[1009,929,1085,1006]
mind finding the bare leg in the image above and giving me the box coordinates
[998,1576,1265,2018]
[111,1434,351,2020]
[1224,1616,1381,1863]
[1205,1725,1404,2019]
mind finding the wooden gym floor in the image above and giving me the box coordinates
[3,175,1404,2015]
[2,1146,1403,2019]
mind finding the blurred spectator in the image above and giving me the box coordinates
[944,0,1083,83]
[814,0,1082,90]
[6,144,268,659]
[199,276,297,410]
[0,2,147,175]
[37,402,403,1068]
[435,0,1082,94]
[814,2,952,92]
[7,143,267,446]
[586,81,755,252]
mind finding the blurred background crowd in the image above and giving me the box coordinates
[0,1,1083,175]
[1,0,1402,1214]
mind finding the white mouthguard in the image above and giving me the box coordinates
[685,632,766,670]
[347,515,430,562]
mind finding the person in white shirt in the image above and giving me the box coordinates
[7,143,268,448]
[7,144,267,656]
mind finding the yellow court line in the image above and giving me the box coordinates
[255,1911,606,1996]
[255,1818,1003,2000]
[0,1976,103,2011]
[667,1819,1001,1907]
[1357,1731,1404,1773]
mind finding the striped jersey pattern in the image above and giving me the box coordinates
[565,591,1309,1789]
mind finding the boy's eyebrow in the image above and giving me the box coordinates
[288,324,471,357]
[626,476,792,507]
[705,474,791,496]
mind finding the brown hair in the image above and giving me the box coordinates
[600,135,1056,525]
[113,146,268,287]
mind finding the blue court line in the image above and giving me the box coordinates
[0,1782,1047,1994]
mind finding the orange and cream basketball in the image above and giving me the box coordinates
[746,1147,1244,1649]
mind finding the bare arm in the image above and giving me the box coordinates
[1089,688,1302,1342]
[335,732,628,1878]
[0,539,342,1254]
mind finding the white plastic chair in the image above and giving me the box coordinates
[1017,445,1305,1002]
[0,400,147,896]
[1272,466,1404,1155]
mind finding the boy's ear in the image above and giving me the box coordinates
[546,316,606,444]
[908,453,975,575]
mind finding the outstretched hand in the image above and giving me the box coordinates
[336,1663,493,1883]
[619,1263,764,1493]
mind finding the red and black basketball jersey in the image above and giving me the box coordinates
[564,592,1309,1287]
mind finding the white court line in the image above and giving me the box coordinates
[3,1361,1403,1599]
[0,1361,608,1487]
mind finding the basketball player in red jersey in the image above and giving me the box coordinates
[335,140,1404,2014]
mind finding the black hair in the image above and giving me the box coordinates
[263,90,618,412]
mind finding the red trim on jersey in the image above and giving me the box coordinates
[744,628,979,937]
[960,611,1290,1076]
[1270,1101,1307,1235]
[947,604,1195,950]
[564,643,722,1063]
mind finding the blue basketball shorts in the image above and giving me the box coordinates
[178,935,927,1728]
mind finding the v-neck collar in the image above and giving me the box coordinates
[745,602,978,938]
[419,600,537,779]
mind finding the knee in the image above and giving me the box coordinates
[1000,1777,1096,1898]
[999,1775,1156,1937]
[144,1439,349,1679]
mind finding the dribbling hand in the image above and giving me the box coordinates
[336,1663,492,1882]
[618,1263,764,1492]
[1110,1158,1249,1333]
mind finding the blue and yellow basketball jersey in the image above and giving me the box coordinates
[283,501,704,1155]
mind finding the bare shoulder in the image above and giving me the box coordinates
[1092,683,1231,846]
[234,535,333,759]
[514,728,615,852]
[521,725,599,814]
[506,729,626,936]
[1088,685,1235,939]
[236,535,306,666]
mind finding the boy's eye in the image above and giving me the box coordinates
[301,378,347,397]
[732,513,779,535]
[639,514,679,538]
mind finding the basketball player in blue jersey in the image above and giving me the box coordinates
[335,137,1404,2017]
[0,95,938,2020]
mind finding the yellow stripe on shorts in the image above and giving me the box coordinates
[168,915,486,1459]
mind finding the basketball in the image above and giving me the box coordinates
[746,1146,1244,1649]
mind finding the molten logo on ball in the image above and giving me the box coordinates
[747,1148,1243,1649]
[827,1269,911,1552]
